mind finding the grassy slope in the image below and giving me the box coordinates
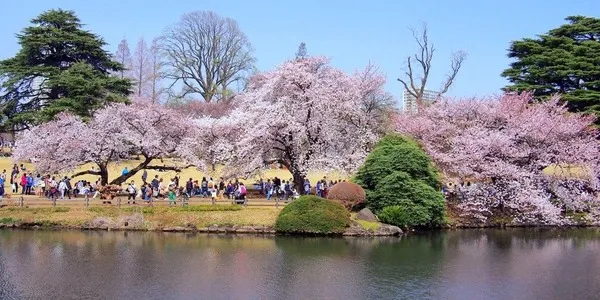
[0,205,281,229]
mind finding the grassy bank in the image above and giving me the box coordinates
[0,205,281,230]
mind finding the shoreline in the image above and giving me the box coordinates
[1,220,597,236]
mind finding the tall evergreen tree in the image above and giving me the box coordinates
[0,9,132,129]
[502,16,600,120]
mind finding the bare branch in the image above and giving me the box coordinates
[398,22,467,111]
[439,50,467,95]
[161,11,255,103]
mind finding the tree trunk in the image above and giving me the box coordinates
[291,170,305,196]
[110,158,152,185]
[99,165,109,185]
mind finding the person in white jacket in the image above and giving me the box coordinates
[58,180,67,200]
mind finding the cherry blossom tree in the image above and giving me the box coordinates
[223,56,385,191]
[395,93,600,225]
[13,100,202,185]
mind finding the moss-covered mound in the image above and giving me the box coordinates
[275,195,351,234]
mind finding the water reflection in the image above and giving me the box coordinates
[0,229,598,300]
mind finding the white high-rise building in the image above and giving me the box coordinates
[402,89,439,112]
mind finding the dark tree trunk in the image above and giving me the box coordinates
[110,158,153,185]
[99,165,109,185]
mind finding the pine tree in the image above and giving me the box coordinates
[502,16,600,121]
[0,9,132,129]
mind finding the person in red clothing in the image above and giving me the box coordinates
[20,173,27,195]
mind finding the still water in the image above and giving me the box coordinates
[0,229,599,300]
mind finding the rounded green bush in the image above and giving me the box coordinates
[275,195,351,234]
[353,133,446,228]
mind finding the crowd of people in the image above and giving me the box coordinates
[121,172,250,205]
[0,164,347,205]
[0,164,97,200]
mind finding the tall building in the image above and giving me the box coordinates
[402,89,439,112]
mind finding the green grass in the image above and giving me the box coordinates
[0,217,21,224]
[355,219,380,231]
[169,205,242,212]
[7,207,71,213]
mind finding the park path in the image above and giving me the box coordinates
[0,195,289,208]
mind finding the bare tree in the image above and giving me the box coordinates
[149,37,166,103]
[114,38,132,79]
[132,37,151,97]
[397,23,467,108]
[161,11,255,103]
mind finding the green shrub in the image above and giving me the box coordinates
[354,135,440,190]
[354,133,445,228]
[275,195,351,234]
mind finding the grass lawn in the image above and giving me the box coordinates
[0,204,282,229]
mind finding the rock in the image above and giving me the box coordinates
[208,225,219,232]
[356,208,378,222]
[162,226,187,232]
[375,224,403,236]
[217,227,227,233]
[117,213,145,229]
[197,227,209,233]
[252,225,265,233]
[343,224,368,236]
[87,217,116,230]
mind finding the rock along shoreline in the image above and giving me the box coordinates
[0,221,404,237]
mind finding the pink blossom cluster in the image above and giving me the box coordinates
[210,56,387,189]
[396,93,600,225]
[13,101,200,184]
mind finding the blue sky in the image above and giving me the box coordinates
[1,0,598,104]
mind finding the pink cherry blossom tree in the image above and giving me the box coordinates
[13,100,201,185]
[222,56,387,191]
[395,93,600,225]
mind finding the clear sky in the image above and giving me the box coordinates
[1,0,598,104]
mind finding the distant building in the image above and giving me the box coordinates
[402,89,440,112]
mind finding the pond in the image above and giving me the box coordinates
[0,229,599,300]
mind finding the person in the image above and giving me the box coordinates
[58,179,67,200]
[316,180,322,197]
[127,181,137,204]
[167,183,176,205]
[25,174,33,195]
[0,175,5,201]
[238,183,247,205]
[64,176,72,199]
[208,177,217,204]
[151,175,160,197]
[185,178,193,196]
[265,179,273,201]
[141,169,148,184]
[201,177,208,197]
[122,167,129,176]
[218,178,225,200]
[37,175,46,197]
[303,179,311,195]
